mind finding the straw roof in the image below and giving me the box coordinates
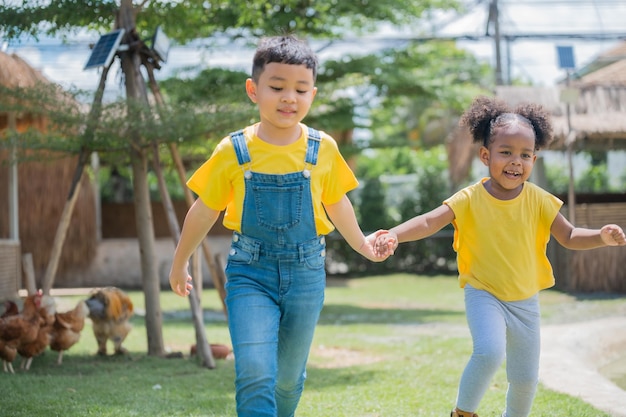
[578,60,626,87]
[0,51,49,88]
[495,85,626,151]
[574,41,626,86]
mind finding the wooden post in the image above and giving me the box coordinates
[150,140,215,369]
[21,253,37,295]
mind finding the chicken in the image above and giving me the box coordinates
[1,300,19,318]
[17,296,56,371]
[49,300,88,365]
[0,292,44,373]
[85,287,133,356]
[0,300,20,373]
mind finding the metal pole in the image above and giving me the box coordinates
[491,0,504,85]
[8,112,19,241]
[565,71,576,223]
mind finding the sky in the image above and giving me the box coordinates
[3,0,626,100]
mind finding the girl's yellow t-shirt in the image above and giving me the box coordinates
[187,123,358,235]
[444,178,563,301]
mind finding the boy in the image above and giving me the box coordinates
[169,35,389,417]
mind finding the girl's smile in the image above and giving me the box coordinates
[480,122,537,200]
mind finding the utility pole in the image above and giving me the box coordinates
[556,46,578,224]
[488,0,504,85]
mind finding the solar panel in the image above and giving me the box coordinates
[556,46,576,70]
[151,26,170,63]
[84,29,126,70]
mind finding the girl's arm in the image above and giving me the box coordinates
[376,204,455,255]
[324,195,389,262]
[169,198,221,296]
[391,204,455,244]
[550,212,626,249]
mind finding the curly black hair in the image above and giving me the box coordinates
[459,96,553,150]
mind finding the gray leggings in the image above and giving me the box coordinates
[455,285,541,417]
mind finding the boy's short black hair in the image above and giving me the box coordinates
[251,35,318,83]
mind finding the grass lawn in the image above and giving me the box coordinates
[2,273,624,416]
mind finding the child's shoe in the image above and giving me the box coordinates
[450,409,479,417]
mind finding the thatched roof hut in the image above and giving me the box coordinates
[494,85,626,151]
[0,51,97,291]
[495,41,626,151]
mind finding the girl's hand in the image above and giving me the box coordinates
[600,224,626,246]
[373,230,398,256]
[360,230,394,262]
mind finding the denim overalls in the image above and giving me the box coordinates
[225,128,327,417]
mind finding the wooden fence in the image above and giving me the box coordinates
[550,202,626,293]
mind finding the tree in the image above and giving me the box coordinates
[1,0,466,358]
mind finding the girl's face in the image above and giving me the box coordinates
[245,62,317,142]
[479,122,537,199]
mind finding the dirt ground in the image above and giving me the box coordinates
[539,316,626,417]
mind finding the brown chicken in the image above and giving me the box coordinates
[1,300,19,318]
[17,296,56,371]
[0,300,19,373]
[0,292,44,373]
[85,287,133,356]
[49,300,88,365]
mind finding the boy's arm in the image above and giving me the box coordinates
[324,195,389,262]
[169,198,221,296]
[551,212,626,249]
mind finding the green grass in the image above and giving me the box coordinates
[2,274,624,416]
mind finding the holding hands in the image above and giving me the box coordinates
[358,230,397,262]
[372,230,399,258]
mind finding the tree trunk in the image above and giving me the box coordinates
[130,148,164,356]
[119,0,164,356]
[151,142,215,368]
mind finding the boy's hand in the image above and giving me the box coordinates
[601,224,626,246]
[169,266,193,297]
[359,230,394,262]
[373,230,398,256]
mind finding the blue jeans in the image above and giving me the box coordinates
[225,233,326,417]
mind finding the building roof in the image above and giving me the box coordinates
[577,60,626,87]
[574,41,626,87]
[495,85,626,151]
[0,51,49,88]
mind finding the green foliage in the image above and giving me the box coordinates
[1,0,461,43]
[545,151,622,195]
[366,41,493,148]
[577,162,610,193]
[309,41,493,149]
[0,0,491,177]
[357,176,394,231]
[328,145,456,276]
[545,158,570,195]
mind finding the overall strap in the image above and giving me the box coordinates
[230,130,251,166]
[305,127,322,166]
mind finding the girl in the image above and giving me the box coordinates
[376,96,625,417]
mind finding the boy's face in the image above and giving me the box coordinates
[246,62,317,133]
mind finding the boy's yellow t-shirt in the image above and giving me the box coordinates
[444,178,563,301]
[187,123,358,235]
